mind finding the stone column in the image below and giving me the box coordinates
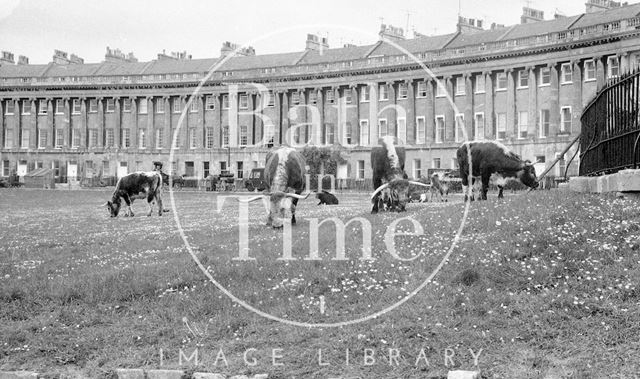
[282,90,290,145]
[387,81,397,137]
[229,92,238,148]
[146,97,154,149]
[130,96,138,149]
[405,79,415,144]
[549,62,560,137]
[316,88,324,145]
[425,78,435,143]
[14,98,22,148]
[213,94,222,148]
[0,100,3,148]
[30,99,37,148]
[572,60,583,137]
[369,83,378,145]
[163,96,171,149]
[620,52,630,75]
[595,56,605,91]
[464,73,473,141]
[78,98,86,149]
[444,76,454,141]
[247,92,256,145]
[350,85,359,145]
[527,66,538,138]
[96,98,103,148]
[484,72,494,139]
[506,69,516,138]
[197,95,204,148]
[114,97,121,148]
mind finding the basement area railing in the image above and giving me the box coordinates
[579,70,640,176]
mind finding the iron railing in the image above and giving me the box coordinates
[579,70,640,176]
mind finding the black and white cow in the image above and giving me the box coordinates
[316,190,339,205]
[456,141,539,201]
[105,171,164,217]
[242,147,310,228]
[370,136,430,213]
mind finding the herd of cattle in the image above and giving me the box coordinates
[105,137,539,227]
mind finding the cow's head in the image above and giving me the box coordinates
[372,179,430,212]
[104,198,121,217]
[243,191,310,228]
[519,161,539,189]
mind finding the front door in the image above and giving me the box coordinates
[17,161,27,177]
[117,161,128,179]
[67,162,78,181]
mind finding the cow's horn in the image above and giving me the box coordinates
[102,201,110,206]
[285,192,311,200]
[238,195,264,203]
[408,181,431,188]
[370,182,390,200]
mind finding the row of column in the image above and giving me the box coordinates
[0,55,621,151]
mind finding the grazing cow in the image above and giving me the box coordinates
[242,147,310,228]
[429,172,450,202]
[456,141,539,201]
[370,136,430,213]
[316,190,339,205]
[105,171,164,217]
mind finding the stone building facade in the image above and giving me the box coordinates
[1,1,640,186]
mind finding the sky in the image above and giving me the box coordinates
[0,0,588,65]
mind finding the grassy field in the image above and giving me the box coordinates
[0,188,639,378]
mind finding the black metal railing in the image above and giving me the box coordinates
[580,69,640,176]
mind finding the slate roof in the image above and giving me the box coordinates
[1,2,639,79]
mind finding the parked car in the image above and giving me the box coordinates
[244,168,267,192]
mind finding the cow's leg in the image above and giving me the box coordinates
[146,192,154,216]
[291,198,299,225]
[497,185,504,199]
[481,173,491,201]
[123,194,133,217]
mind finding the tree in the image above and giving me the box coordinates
[301,146,347,191]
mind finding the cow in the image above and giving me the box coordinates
[241,147,310,228]
[429,172,450,202]
[456,141,539,201]
[316,190,339,205]
[370,136,430,213]
[104,171,164,217]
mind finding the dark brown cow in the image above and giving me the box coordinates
[242,147,310,228]
[456,141,538,201]
[370,136,430,213]
[105,171,164,217]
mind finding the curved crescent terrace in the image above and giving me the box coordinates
[1,1,640,186]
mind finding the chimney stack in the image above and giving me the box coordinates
[220,42,256,57]
[378,24,405,41]
[105,46,137,63]
[0,51,15,64]
[521,7,544,23]
[457,16,484,34]
[585,0,623,13]
[17,55,29,65]
[305,34,330,51]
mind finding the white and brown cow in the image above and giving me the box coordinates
[429,172,450,202]
[242,147,310,228]
[370,136,430,213]
[456,141,538,201]
[105,171,164,217]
